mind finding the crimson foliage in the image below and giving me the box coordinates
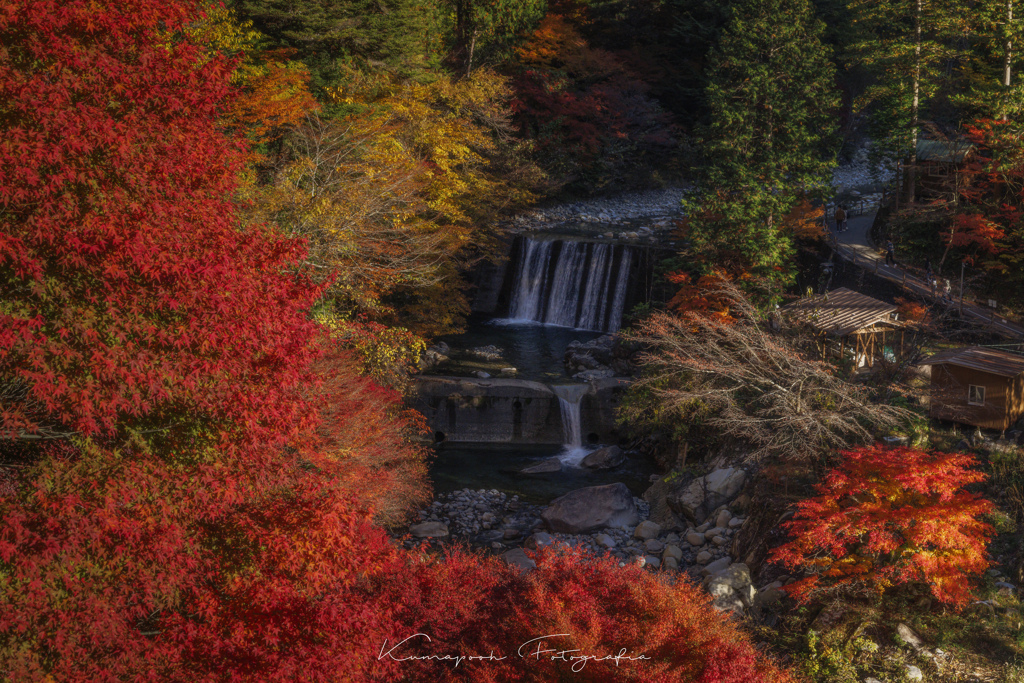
[0,1,792,681]
[0,0,321,445]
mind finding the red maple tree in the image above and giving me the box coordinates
[0,1,794,680]
[770,445,995,606]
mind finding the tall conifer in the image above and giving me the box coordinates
[684,0,838,291]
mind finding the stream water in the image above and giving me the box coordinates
[434,314,602,381]
[428,444,654,504]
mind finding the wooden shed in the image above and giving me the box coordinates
[918,346,1024,431]
[781,288,905,368]
[912,139,974,200]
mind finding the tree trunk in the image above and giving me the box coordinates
[1006,0,1014,120]
[907,0,922,204]
[466,31,477,75]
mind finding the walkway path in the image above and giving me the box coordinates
[826,209,1024,340]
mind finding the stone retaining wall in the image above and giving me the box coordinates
[411,376,630,445]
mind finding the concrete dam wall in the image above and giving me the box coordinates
[411,376,630,446]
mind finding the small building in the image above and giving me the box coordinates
[912,139,974,200]
[781,287,905,368]
[918,346,1024,431]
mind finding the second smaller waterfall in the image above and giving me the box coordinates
[551,384,589,464]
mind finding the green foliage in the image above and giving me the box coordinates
[798,629,861,683]
[683,0,838,291]
[445,0,547,72]
[231,0,445,84]
[847,0,967,172]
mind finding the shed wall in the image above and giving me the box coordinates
[929,365,1010,430]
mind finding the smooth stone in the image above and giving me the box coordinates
[704,527,726,540]
[634,520,662,540]
[663,556,679,570]
[644,555,661,569]
[520,457,563,475]
[696,551,713,564]
[712,535,728,546]
[663,544,683,561]
[905,665,923,681]
[644,539,665,553]
[595,533,617,549]
[702,557,732,576]
[524,532,553,550]
[686,531,705,546]
[728,517,744,528]
[541,483,640,534]
[409,522,449,538]
[715,509,732,529]
[502,548,537,572]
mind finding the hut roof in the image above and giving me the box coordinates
[918,346,1024,378]
[916,139,973,164]
[780,288,899,336]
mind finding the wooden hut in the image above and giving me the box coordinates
[917,346,1024,431]
[912,139,974,200]
[780,288,905,368]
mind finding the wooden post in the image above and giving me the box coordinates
[959,260,965,315]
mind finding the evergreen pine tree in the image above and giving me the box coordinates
[684,0,838,291]
[231,0,443,84]
[847,0,966,200]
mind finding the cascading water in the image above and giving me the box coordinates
[506,237,634,333]
[551,384,590,465]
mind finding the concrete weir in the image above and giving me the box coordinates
[412,376,630,445]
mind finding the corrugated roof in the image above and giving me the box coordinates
[917,139,973,164]
[918,346,1024,377]
[780,287,899,336]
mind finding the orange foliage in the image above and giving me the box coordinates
[784,198,824,243]
[770,445,995,606]
[223,50,319,152]
[666,270,737,322]
[894,296,930,325]
[293,348,430,526]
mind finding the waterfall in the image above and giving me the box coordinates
[506,237,634,332]
[551,384,589,464]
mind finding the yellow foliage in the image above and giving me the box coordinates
[257,69,543,334]
[185,3,264,84]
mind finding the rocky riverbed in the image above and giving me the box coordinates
[401,472,786,615]
[510,187,686,231]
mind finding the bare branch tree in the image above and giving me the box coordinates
[625,281,916,462]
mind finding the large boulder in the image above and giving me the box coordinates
[706,467,748,499]
[541,483,639,533]
[580,445,625,470]
[643,475,691,531]
[706,563,756,614]
[668,467,748,525]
